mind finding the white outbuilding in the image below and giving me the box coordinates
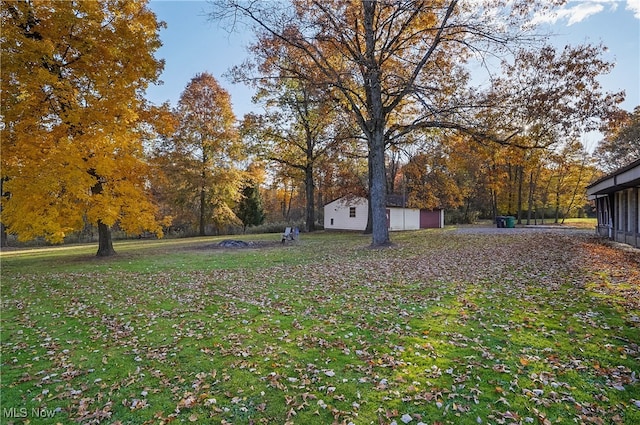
[323,195,444,231]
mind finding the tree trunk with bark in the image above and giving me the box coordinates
[517,165,524,224]
[507,163,514,215]
[199,162,207,236]
[369,130,390,245]
[96,220,116,257]
[1,222,8,248]
[554,185,561,224]
[363,1,390,246]
[527,170,534,225]
[199,186,206,236]
[304,166,316,232]
[0,178,7,247]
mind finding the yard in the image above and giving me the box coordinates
[1,227,639,424]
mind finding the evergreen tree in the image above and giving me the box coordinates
[236,182,266,233]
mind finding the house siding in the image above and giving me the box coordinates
[388,208,420,231]
[324,196,444,231]
[324,198,369,231]
[616,187,640,247]
[587,159,640,249]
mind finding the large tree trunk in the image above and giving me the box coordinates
[370,130,390,246]
[199,154,207,236]
[1,222,8,248]
[304,166,316,232]
[364,1,389,247]
[96,220,116,257]
[491,188,498,220]
[199,185,206,236]
[516,165,523,224]
[0,178,7,247]
[91,175,116,256]
[527,170,534,225]
[554,179,561,224]
[507,163,514,215]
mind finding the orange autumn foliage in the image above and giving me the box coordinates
[1,0,167,243]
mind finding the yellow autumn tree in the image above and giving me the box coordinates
[403,149,464,211]
[1,0,167,255]
[153,73,244,236]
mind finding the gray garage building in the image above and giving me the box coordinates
[586,159,640,248]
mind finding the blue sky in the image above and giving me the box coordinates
[145,0,640,134]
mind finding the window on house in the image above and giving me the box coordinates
[349,207,356,218]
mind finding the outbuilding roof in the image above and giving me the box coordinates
[586,159,640,196]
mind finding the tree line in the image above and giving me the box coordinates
[1,0,637,256]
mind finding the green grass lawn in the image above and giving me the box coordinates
[547,217,597,229]
[1,229,638,424]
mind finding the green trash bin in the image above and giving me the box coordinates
[505,216,516,228]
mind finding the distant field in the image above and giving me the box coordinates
[1,229,638,424]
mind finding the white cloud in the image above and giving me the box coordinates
[531,0,637,26]
[566,2,606,25]
[627,0,640,19]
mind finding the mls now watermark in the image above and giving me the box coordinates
[3,407,58,419]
